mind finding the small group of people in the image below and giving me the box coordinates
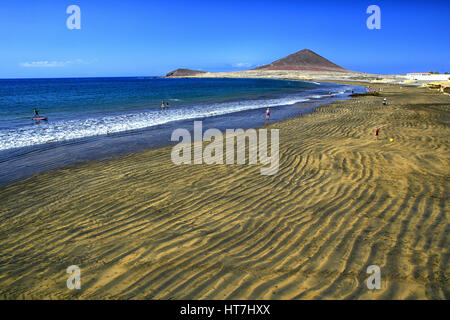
[366,86,383,94]
[161,100,169,109]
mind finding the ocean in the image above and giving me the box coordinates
[0,77,363,185]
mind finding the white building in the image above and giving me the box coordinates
[406,73,450,81]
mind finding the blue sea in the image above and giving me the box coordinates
[0,77,363,185]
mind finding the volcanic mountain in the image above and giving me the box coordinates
[166,68,207,77]
[253,49,348,72]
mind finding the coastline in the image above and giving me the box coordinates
[0,80,360,187]
[0,81,448,299]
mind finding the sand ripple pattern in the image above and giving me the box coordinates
[0,85,448,299]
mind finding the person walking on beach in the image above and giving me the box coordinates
[266,107,270,120]
[375,128,380,140]
[383,98,387,105]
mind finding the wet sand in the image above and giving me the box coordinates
[0,83,448,299]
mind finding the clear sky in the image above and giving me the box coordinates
[1,0,449,78]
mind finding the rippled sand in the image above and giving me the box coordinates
[0,83,448,299]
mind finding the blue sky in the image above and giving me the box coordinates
[1,0,449,78]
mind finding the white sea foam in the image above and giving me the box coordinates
[0,93,332,151]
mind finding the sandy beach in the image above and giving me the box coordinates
[0,82,448,299]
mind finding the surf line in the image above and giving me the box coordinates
[171,121,279,175]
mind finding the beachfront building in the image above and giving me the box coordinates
[406,73,450,81]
